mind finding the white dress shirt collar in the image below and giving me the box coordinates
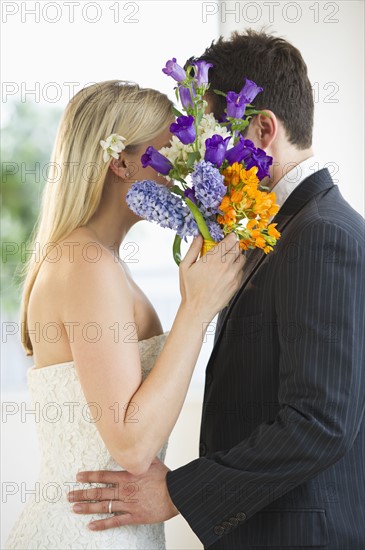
[271,155,322,208]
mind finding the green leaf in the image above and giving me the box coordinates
[170,185,185,197]
[213,88,227,98]
[185,65,195,78]
[186,151,200,170]
[169,169,187,186]
[172,106,184,118]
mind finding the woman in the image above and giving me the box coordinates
[5,81,244,549]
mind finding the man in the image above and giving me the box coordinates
[68,31,365,549]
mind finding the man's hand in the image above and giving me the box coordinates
[67,458,179,531]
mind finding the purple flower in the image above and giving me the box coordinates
[224,134,272,180]
[126,180,199,242]
[247,147,273,180]
[226,79,263,119]
[177,210,199,241]
[193,60,213,87]
[184,187,197,204]
[191,160,226,214]
[141,146,173,176]
[225,135,255,165]
[170,115,196,145]
[178,85,195,109]
[126,180,183,229]
[162,58,186,83]
[240,78,263,104]
[218,112,229,124]
[206,220,224,242]
[226,91,247,119]
[204,134,230,168]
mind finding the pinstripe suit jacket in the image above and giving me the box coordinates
[166,169,365,549]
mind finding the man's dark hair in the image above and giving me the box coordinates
[188,30,314,149]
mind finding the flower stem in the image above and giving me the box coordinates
[193,92,200,155]
[173,234,182,266]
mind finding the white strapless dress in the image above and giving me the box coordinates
[5,332,169,550]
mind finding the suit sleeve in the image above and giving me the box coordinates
[166,220,365,548]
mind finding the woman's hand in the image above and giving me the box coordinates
[179,233,245,321]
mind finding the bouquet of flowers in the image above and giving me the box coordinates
[126,57,280,265]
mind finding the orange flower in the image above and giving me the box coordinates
[222,163,242,186]
[252,201,268,216]
[219,196,231,212]
[231,190,244,203]
[268,223,280,239]
[255,236,266,249]
[269,204,280,217]
[243,184,260,200]
[258,217,269,229]
[241,197,252,209]
[239,240,250,251]
[252,193,275,217]
[246,219,257,230]
[223,207,236,226]
[251,229,261,239]
[241,166,259,186]
[216,163,280,257]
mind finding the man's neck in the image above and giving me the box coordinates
[268,146,314,191]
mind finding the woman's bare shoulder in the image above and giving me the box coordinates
[44,227,127,289]
[29,227,133,345]
[53,229,133,319]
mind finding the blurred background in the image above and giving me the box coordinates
[1,1,364,548]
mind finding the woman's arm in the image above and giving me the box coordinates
[62,234,244,476]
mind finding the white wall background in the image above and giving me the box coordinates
[1,1,364,548]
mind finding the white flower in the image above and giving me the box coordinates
[160,136,190,164]
[100,133,126,162]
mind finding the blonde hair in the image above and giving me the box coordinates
[19,80,173,356]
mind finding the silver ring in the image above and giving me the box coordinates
[108,500,113,514]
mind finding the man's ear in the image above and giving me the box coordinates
[249,110,277,149]
[109,154,129,180]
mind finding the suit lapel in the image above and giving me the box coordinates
[209,168,335,365]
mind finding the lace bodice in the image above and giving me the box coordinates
[5,332,169,549]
